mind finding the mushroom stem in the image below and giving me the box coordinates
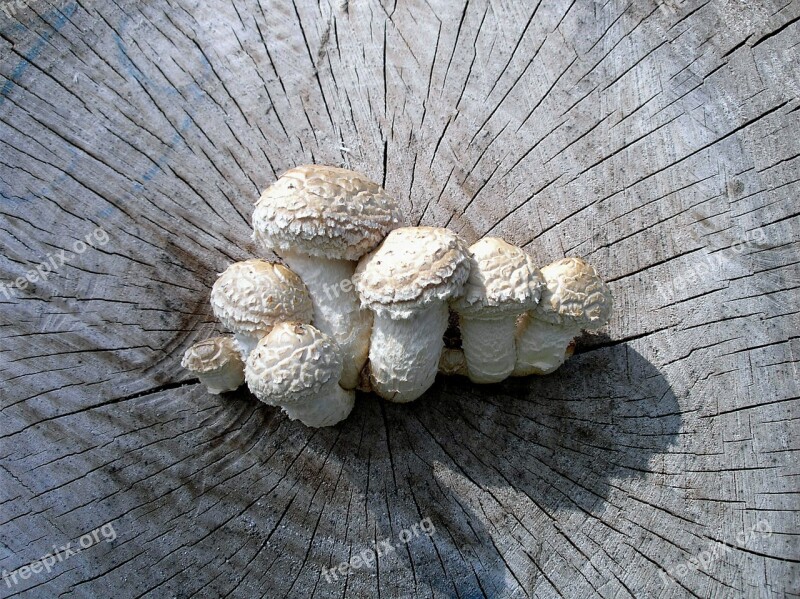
[513,315,580,376]
[459,315,518,383]
[279,250,371,390]
[198,367,245,395]
[233,333,261,359]
[369,303,449,403]
[282,384,355,428]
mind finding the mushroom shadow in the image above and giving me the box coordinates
[310,341,680,597]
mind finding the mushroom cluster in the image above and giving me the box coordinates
[181,165,613,427]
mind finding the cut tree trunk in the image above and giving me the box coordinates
[1,0,798,597]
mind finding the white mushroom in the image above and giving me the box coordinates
[245,322,354,428]
[209,259,313,357]
[354,226,471,402]
[451,238,544,383]
[252,165,404,389]
[514,257,613,375]
[181,336,245,394]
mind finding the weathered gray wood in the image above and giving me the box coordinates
[1,0,798,597]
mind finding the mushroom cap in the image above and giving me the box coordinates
[210,259,313,338]
[252,165,405,261]
[451,237,545,318]
[181,336,242,373]
[534,257,613,329]
[353,226,471,319]
[245,322,342,406]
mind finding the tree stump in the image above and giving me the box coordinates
[1,0,798,596]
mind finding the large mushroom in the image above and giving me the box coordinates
[245,322,354,428]
[514,257,613,375]
[252,165,404,389]
[209,259,313,357]
[451,237,545,383]
[354,226,471,402]
[181,336,245,394]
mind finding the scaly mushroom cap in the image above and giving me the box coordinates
[245,322,342,406]
[210,259,313,338]
[181,336,242,373]
[252,165,405,261]
[451,237,545,318]
[535,257,613,329]
[353,226,472,319]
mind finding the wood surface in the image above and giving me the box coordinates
[1,0,798,597]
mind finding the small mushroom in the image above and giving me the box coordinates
[210,259,313,357]
[252,165,404,389]
[439,348,468,377]
[514,257,613,375]
[451,238,545,383]
[245,322,355,428]
[181,336,245,394]
[354,226,471,402]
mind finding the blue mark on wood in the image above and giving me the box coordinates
[0,4,79,205]
[0,3,77,107]
[0,2,216,219]
[93,12,213,217]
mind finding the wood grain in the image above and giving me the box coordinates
[1,0,798,596]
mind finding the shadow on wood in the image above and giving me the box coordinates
[242,344,679,596]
